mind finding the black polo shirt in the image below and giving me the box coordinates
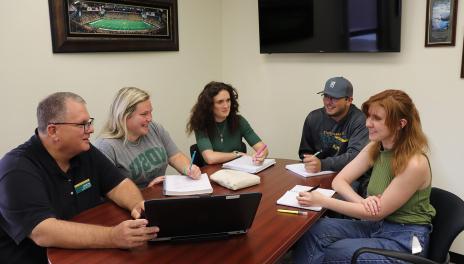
[0,131,126,264]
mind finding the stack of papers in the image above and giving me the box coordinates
[222,155,276,174]
[285,163,335,178]
[163,173,213,196]
[276,185,335,211]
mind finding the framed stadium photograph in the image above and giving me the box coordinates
[425,0,458,47]
[48,0,178,52]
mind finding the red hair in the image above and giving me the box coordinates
[362,90,428,175]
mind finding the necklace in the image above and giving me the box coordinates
[215,123,226,143]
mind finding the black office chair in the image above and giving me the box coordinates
[190,142,247,167]
[190,144,206,167]
[351,187,464,264]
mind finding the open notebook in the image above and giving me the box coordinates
[222,155,276,174]
[163,173,213,196]
[285,163,335,178]
[276,185,335,211]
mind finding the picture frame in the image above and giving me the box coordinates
[425,0,458,47]
[48,0,178,53]
[461,38,464,78]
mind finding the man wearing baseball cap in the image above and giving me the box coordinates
[298,77,369,195]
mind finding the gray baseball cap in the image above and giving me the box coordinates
[317,77,353,98]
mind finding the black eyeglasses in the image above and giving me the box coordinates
[49,118,94,132]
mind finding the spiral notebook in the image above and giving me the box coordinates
[276,185,335,211]
[222,155,276,174]
[163,173,213,196]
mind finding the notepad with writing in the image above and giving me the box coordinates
[285,163,335,178]
[163,173,213,196]
[222,155,276,174]
[276,185,335,211]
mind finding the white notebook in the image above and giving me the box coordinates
[163,173,213,196]
[222,155,276,174]
[285,163,335,178]
[276,185,335,211]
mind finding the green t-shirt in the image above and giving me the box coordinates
[195,115,261,153]
[367,150,436,225]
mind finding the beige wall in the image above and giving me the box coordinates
[1,0,464,254]
[0,0,222,156]
[221,0,464,253]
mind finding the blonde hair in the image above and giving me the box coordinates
[100,87,150,142]
[362,89,428,175]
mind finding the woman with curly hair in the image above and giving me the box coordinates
[187,81,269,165]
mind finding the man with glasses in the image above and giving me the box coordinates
[0,92,158,264]
[298,77,369,194]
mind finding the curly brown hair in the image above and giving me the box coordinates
[186,81,240,139]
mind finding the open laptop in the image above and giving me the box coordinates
[143,192,262,242]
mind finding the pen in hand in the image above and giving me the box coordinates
[188,151,196,176]
[302,150,321,161]
[253,144,267,162]
[307,184,320,192]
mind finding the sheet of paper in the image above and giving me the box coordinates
[222,155,276,174]
[285,163,335,178]
[276,185,335,211]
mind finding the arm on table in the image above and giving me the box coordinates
[299,150,430,220]
[30,178,158,249]
[30,217,157,249]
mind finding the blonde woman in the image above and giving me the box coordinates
[95,87,201,188]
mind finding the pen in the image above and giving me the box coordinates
[253,144,267,162]
[277,209,308,215]
[307,184,320,192]
[301,150,321,161]
[188,151,196,176]
[256,144,267,157]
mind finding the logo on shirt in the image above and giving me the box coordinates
[321,131,348,156]
[129,147,167,183]
[74,178,92,194]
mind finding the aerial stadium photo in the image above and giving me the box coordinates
[67,0,169,37]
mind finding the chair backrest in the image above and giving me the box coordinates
[190,142,247,167]
[427,187,464,262]
[190,144,206,167]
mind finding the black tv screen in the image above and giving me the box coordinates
[258,0,402,53]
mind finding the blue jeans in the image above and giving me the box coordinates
[293,217,432,264]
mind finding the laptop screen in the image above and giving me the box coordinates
[144,192,262,241]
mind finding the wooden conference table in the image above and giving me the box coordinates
[47,159,335,264]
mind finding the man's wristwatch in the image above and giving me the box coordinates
[233,150,240,157]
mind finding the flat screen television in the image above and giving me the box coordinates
[258,0,402,53]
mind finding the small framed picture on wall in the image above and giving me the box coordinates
[425,0,458,47]
[461,39,464,78]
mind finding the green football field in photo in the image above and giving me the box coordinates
[88,19,153,31]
